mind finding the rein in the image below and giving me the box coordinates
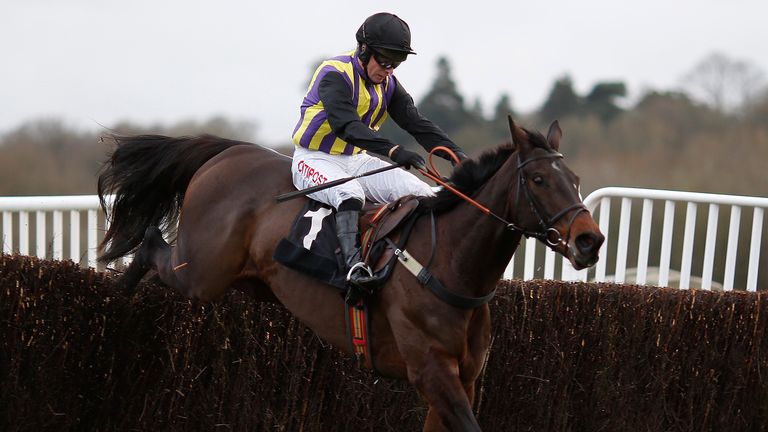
[389,147,587,310]
[420,148,587,249]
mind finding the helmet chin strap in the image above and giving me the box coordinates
[358,43,372,63]
[356,45,377,84]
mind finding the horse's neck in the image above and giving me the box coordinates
[438,156,523,291]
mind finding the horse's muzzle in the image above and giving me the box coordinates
[569,231,605,270]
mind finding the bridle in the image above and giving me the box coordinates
[420,148,588,250]
[389,147,590,310]
[509,152,588,248]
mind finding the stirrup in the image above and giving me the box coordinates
[346,261,373,282]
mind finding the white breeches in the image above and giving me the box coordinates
[291,147,434,209]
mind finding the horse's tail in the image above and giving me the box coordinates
[97,134,249,263]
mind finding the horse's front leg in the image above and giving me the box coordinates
[415,305,491,431]
[409,348,482,432]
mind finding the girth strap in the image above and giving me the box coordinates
[384,237,496,309]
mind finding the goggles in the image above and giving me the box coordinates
[371,49,402,70]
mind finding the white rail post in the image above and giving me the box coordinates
[19,211,29,255]
[523,237,536,280]
[544,248,556,280]
[701,204,720,290]
[2,212,11,254]
[723,206,741,291]
[747,208,764,292]
[87,209,97,268]
[594,197,611,281]
[614,198,632,283]
[70,210,81,263]
[658,200,676,287]
[53,210,63,260]
[36,211,46,258]
[679,202,698,289]
[636,199,654,285]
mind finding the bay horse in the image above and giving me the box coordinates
[97,118,604,431]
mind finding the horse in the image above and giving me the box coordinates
[97,117,604,431]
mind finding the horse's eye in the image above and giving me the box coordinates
[532,176,544,185]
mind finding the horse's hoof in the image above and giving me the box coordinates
[116,262,154,296]
[114,226,162,294]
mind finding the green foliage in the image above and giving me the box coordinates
[492,93,515,123]
[107,115,257,140]
[584,81,627,122]
[539,76,628,124]
[0,117,258,195]
[0,119,102,195]
[382,58,518,156]
[417,57,480,135]
[745,87,768,127]
[1,53,766,201]
[540,75,581,121]
[562,90,768,197]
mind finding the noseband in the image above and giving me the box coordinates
[505,152,587,248]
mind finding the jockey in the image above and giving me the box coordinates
[291,12,467,290]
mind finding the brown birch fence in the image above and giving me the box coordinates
[1,254,766,431]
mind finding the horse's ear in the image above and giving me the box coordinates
[546,120,562,151]
[507,115,528,150]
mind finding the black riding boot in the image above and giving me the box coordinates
[335,210,377,297]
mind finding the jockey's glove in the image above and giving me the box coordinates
[428,146,468,167]
[390,146,426,171]
[452,151,469,166]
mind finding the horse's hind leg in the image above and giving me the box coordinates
[116,227,177,293]
[121,223,246,303]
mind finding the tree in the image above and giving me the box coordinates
[489,93,516,141]
[583,81,627,123]
[493,93,515,122]
[418,57,475,134]
[744,87,768,127]
[0,119,103,194]
[539,75,581,122]
[0,117,262,195]
[682,52,766,113]
[469,97,484,120]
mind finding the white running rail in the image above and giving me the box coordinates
[0,195,109,268]
[503,187,766,291]
[2,189,767,291]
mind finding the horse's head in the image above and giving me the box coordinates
[507,116,604,270]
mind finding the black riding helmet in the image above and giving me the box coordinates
[356,12,416,63]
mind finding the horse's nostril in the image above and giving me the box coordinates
[576,233,601,253]
[576,234,592,251]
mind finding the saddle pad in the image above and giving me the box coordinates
[273,198,419,291]
[273,200,347,289]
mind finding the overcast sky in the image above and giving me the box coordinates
[2,0,766,145]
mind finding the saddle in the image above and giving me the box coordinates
[272,196,421,291]
[359,196,420,273]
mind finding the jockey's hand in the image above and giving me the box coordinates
[432,147,468,167]
[451,150,469,167]
[390,146,426,171]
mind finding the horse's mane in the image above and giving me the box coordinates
[418,129,551,214]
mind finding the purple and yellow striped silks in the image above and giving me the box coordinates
[292,50,396,155]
